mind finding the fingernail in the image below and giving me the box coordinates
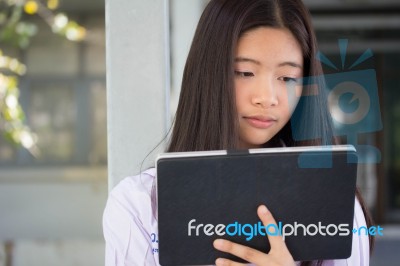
[214,239,224,249]
[259,205,269,214]
[216,258,227,266]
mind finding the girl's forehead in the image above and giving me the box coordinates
[238,27,298,47]
[235,27,303,65]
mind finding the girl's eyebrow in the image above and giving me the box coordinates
[235,57,302,69]
[278,61,303,69]
[234,57,261,65]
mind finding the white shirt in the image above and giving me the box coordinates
[103,168,370,266]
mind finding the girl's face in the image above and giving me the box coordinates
[234,27,303,149]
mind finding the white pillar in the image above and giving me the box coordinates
[106,0,170,190]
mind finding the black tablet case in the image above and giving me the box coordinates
[157,147,357,265]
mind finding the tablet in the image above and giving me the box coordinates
[156,145,358,265]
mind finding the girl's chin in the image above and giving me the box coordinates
[238,139,273,149]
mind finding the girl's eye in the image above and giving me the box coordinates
[234,71,254,77]
[280,77,299,83]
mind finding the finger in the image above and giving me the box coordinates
[213,239,266,265]
[215,258,246,266]
[257,205,286,249]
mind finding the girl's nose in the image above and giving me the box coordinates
[251,80,278,108]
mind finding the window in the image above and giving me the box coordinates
[0,14,106,167]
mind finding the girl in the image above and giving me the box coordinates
[103,0,374,265]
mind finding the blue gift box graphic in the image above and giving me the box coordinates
[289,39,382,167]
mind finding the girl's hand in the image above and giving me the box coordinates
[213,205,295,266]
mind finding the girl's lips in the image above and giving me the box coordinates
[244,116,276,129]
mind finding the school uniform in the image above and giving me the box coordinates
[103,168,369,266]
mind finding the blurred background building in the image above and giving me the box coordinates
[0,0,399,265]
[0,0,107,265]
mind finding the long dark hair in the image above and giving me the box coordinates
[166,0,374,263]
